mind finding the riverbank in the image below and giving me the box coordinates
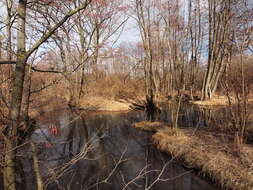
[190,95,253,107]
[189,95,229,107]
[30,96,133,118]
[133,122,253,190]
[79,96,132,111]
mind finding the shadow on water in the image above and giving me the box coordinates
[13,106,222,190]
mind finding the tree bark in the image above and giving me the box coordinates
[6,0,13,62]
[4,1,27,190]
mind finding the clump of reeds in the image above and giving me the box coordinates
[152,128,253,190]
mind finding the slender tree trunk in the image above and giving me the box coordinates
[78,19,86,102]
[6,0,13,62]
[4,1,27,190]
[5,0,13,108]
[92,24,100,80]
[23,68,31,121]
[31,141,43,190]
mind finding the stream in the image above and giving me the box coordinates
[12,105,224,190]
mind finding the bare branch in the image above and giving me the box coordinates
[26,0,92,58]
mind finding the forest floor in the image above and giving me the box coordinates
[133,121,253,190]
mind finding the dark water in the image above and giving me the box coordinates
[14,108,221,190]
[160,103,228,128]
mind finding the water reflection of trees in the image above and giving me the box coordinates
[161,103,230,130]
[9,111,219,190]
[40,112,218,190]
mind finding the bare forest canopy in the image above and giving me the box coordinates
[0,0,252,190]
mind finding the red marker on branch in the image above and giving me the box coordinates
[49,124,58,137]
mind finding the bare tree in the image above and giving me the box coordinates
[188,0,204,99]
[201,0,232,100]
[2,1,92,189]
[133,0,159,116]
[221,0,253,146]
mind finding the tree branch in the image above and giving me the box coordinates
[0,60,16,64]
[26,0,92,58]
[30,66,63,73]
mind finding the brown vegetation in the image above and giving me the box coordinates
[153,129,253,190]
[79,96,131,111]
[0,0,252,189]
[190,95,230,106]
[132,121,167,132]
[133,122,253,190]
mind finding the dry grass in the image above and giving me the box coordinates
[133,121,253,189]
[132,121,168,132]
[79,96,131,111]
[151,128,253,190]
[239,146,253,173]
[190,94,253,107]
[190,95,230,106]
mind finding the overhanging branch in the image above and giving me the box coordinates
[0,60,16,64]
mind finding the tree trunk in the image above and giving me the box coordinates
[201,0,231,100]
[92,24,100,80]
[3,1,92,189]
[78,18,87,102]
[31,141,44,190]
[23,68,31,121]
[6,0,13,62]
[4,1,27,189]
